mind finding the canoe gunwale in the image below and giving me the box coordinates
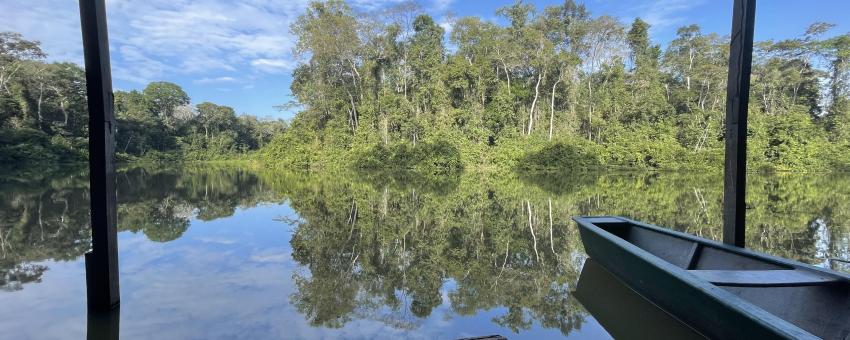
[573,215,830,340]
[578,215,850,281]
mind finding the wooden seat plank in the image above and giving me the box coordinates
[687,269,839,287]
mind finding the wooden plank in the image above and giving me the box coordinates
[688,270,839,287]
[582,216,626,224]
[79,0,120,311]
[685,243,701,270]
[723,0,757,247]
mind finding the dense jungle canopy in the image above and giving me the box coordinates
[261,0,850,172]
[2,0,850,172]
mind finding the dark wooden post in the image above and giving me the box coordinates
[723,0,756,247]
[80,0,120,310]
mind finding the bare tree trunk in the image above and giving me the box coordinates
[38,196,44,241]
[587,75,593,140]
[548,198,555,254]
[348,59,363,101]
[347,200,358,241]
[528,71,543,135]
[527,200,540,263]
[501,61,511,96]
[0,63,24,95]
[493,240,510,287]
[549,78,561,140]
[347,91,358,131]
[37,82,44,129]
[60,99,68,125]
[695,116,712,151]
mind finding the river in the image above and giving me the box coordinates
[1,165,848,339]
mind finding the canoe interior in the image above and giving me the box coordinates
[589,218,850,340]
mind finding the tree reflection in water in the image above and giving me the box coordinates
[1,165,849,336]
[286,172,588,335]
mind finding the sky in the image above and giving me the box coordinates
[2,0,849,120]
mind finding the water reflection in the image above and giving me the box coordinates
[574,259,704,339]
[0,166,849,338]
[87,308,119,340]
[285,173,588,335]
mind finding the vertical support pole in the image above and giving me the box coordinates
[80,0,120,310]
[723,0,756,247]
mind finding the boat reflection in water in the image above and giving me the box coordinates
[87,308,119,340]
[574,259,705,339]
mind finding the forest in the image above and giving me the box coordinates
[0,31,286,167]
[2,0,850,172]
[262,0,850,172]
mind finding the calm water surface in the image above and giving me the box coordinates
[1,166,849,339]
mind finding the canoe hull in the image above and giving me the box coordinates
[575,216,819,340]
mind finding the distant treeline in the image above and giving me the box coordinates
[261,0,850,172]
[0,32,286,167]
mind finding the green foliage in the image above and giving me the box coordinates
[762,109,831,170]
[5,8,850,174]
[0,127,84,165]
[260,3,850,173]
[0,32,286,168]
[141,81,190,128]
[517,137,603,171]
[356,140,463,172]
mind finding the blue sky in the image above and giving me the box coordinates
[2,0,849,120]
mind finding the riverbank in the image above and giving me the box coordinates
[257,132,850,174]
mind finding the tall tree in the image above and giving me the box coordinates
[291,0,363,133]
[142,81,190,129]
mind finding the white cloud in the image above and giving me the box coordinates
[195,236,236,244]
[347,0,408,11]
[107,0,309,82]
[433,0,454,12]
[637,0,705,31]
[439,20,454,35]
[1,0,310,83]
[0,0,83,64]
[250,253,290,263]
[250,58,295,74]
[2,0,450,85]
[194,76,237,84]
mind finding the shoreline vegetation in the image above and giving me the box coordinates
[3,0,850,175]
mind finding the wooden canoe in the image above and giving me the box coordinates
[573,216,850,340]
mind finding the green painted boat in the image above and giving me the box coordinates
[574,216,850,340]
